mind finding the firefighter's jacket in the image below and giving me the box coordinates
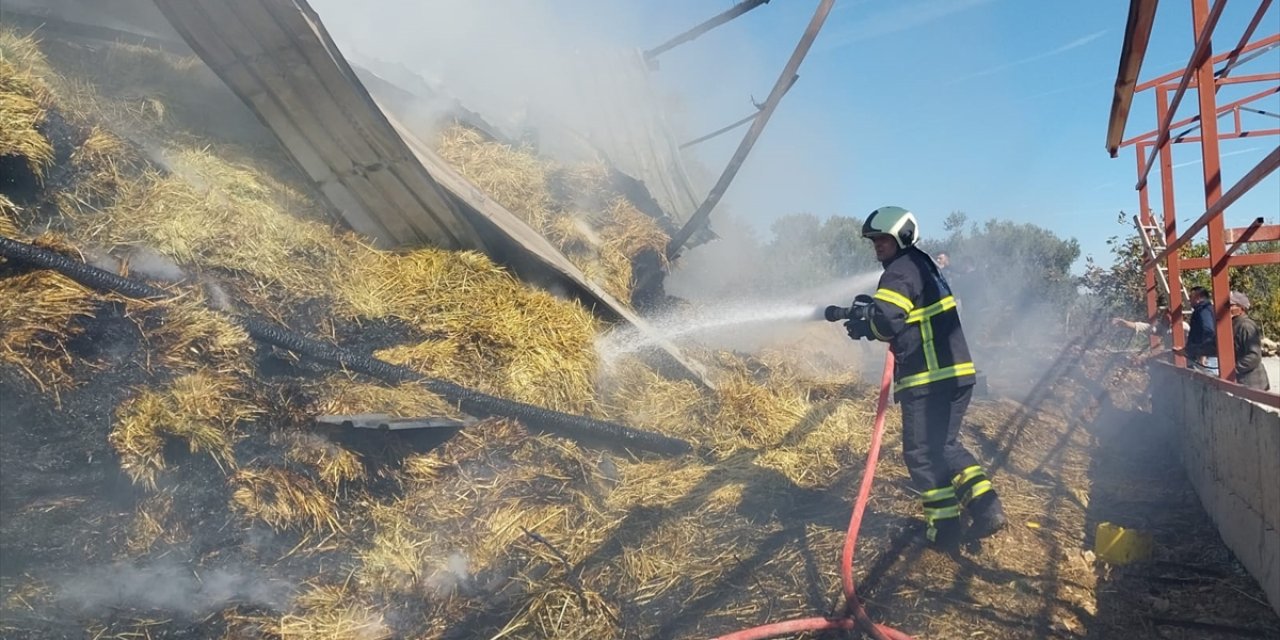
[867,247,976,401]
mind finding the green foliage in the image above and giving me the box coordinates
[1077,212,1148,319]
[1079,213,1280,338]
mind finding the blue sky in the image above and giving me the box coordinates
[629,0,1279,270]
[312,0,1279,271]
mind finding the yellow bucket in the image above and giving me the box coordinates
[1094,522,1154,565]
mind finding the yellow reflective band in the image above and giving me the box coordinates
[923,505,961,522]
[922,318,939,371]
[920,486,956,502]
[907,296,957,323]
[893,362,977,393]
[952,465,986,488]
[873,288,914,313]
[961,480,993,505]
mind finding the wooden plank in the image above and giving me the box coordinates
[161,0,359,181]
[154,0,237,68]
[332,171,422,245]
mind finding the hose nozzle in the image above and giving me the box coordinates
[824,305,851,322]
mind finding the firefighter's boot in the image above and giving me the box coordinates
[967,492,1008,540]
[921,485,962,548]
[953,464,1007,540]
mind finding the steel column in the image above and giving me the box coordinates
[1136,0,1228,190]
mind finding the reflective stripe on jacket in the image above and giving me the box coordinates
[867,247,976,400]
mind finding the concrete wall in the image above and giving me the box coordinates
[1152,364,1280,615]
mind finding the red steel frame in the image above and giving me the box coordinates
[1108,0,1279,402]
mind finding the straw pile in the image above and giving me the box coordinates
[0,28,55,180]
[109,369,259,489]
[0,269,101,391]
[435,123,673,305]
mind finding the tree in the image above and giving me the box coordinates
[818,214,878,277]
[938,217,1081,341]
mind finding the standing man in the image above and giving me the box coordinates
[1228,291,1270,391]
[838,206,1007,547]
[1176,286,1218,373]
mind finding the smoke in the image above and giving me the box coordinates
[2,0,180,38]
[424,552,472,596]
[55,560,293,616]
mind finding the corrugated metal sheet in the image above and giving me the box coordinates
[151,0,486,251]
[146,0,712,387]
[567,49,705,233]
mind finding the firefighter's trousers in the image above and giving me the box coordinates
[900,385,996,541]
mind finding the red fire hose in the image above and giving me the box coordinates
[714,351,913,640]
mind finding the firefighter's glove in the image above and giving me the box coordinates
[843,295,875,341]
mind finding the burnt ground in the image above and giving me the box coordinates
[2,316,1279,638]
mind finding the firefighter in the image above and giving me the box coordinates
[841,206,1007,547]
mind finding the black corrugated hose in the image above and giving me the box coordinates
[0,236,692,456]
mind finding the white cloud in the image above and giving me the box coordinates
[1171,146,1263,169]
[819,0,1001,51]
[945,29,1109,85]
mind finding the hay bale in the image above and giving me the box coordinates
[547,161,617,213]
[600,198,670,268]
[231,466,339,533]
[110,370,259,488]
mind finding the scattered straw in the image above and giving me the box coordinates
[0,193,20,236]
[73,149,344,303]
[125,490,185,555]
[0,29,55,179]
[231,466,339,533]
[285,433,365,491]
[0,270,99,389]
[310,376,462,421]
[126,292,254,376]
[277,584,392,640]
[110,370,258,488]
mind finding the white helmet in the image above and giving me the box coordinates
[862,206,919,249]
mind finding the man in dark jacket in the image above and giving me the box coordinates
[838,206,1007,547]
[1179,286,1218,372]
[1228,291,1270,391]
